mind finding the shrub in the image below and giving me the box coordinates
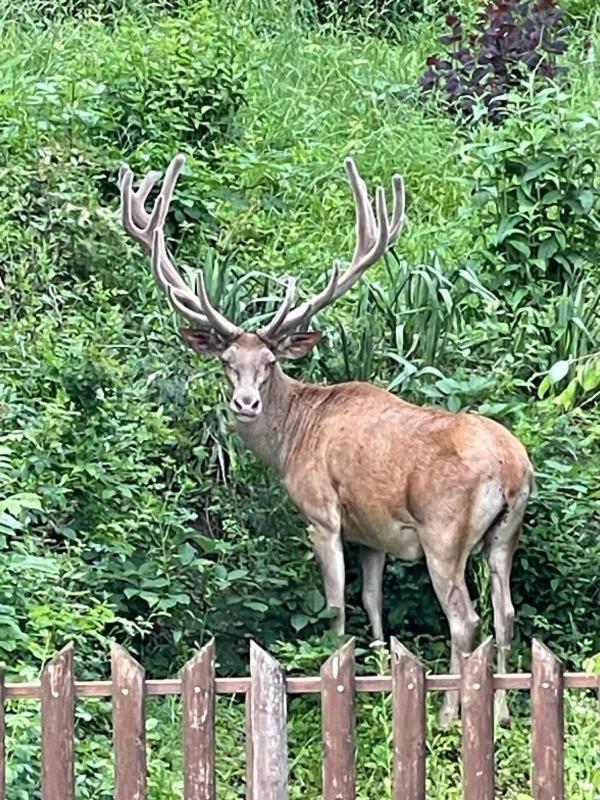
[457,87,599,374]
[420,0,570,123]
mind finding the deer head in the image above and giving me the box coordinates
[119,155,405,422]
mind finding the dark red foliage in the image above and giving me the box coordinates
[419,0,569,124]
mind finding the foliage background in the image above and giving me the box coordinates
[0,0,598,797]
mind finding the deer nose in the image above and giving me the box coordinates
[231,391,261,417]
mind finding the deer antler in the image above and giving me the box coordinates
[258,158,405,341]
[119,154,242,340]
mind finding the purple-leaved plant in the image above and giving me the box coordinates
[420,0,569,124]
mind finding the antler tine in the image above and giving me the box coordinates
[194,271,244,340]
[120,155,242,340]
[257,276,298,340]
[346,157,378,258]
[270,159,403,337]
[388,174,406,243]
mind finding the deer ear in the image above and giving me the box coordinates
[180,328,226,357]
[275,331,322,360]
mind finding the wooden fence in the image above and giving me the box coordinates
[0,636,598,799]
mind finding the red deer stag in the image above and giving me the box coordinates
[119,154,533,725]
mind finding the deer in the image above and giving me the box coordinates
[118,154,534,726]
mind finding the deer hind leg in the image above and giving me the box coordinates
[360,547,386,644]
[307,518,346,635]
[487,499,526,726]
[425,553,480,728]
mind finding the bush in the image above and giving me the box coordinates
[457,86,599,377]
[420,1,570,123]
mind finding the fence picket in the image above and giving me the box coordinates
[41,642,75,800]
[321,638,356,800]
[248,642,288,799]
[182,639,216,800]
[391,637,426,800]
[532,639,564,800]
[112,644,146,800]
[461,637,494,800]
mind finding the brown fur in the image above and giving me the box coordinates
[215,337,533,726]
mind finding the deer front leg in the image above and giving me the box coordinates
[360,547,385,644]
[308,523,346,635]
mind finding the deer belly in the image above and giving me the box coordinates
[343,518,424,561]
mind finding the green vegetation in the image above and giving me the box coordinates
[0,0,598,796]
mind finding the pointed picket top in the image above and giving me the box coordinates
[111,643,144,682]
[182,638,216,677]
[182,639,216,800]
[321,637,356,679]
[248,642,288,800]
[250,640,286,673]
[43,642,75,696]
[390,636,425,668]
[532,638,563,672]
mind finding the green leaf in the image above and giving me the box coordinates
[510,238,530,258]
[548,360,569,384]
[538,237,558,261]
[291,613,309,632]
[578,360,600,392]
[554,380,578,410]
[577,189,595,214]
[304,589,325,614]
[227,569,249,581]
[178,542,197,566]
[538,374,552,399]
[243,600,269,612]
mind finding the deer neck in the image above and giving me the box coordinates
[233,364,302,475]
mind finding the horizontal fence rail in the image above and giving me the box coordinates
[0,637,597,800]
[2,671,597,698]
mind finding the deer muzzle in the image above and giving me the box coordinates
[230,389,262,420]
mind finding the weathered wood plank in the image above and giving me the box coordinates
[461,637,495,800]
[248,642,288,800]
[41,642,75,800]
[182,639,216,800]
[532,639,564,800]
[391,637,426,800]
[112,644,147,800]
[321,638,356,800]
